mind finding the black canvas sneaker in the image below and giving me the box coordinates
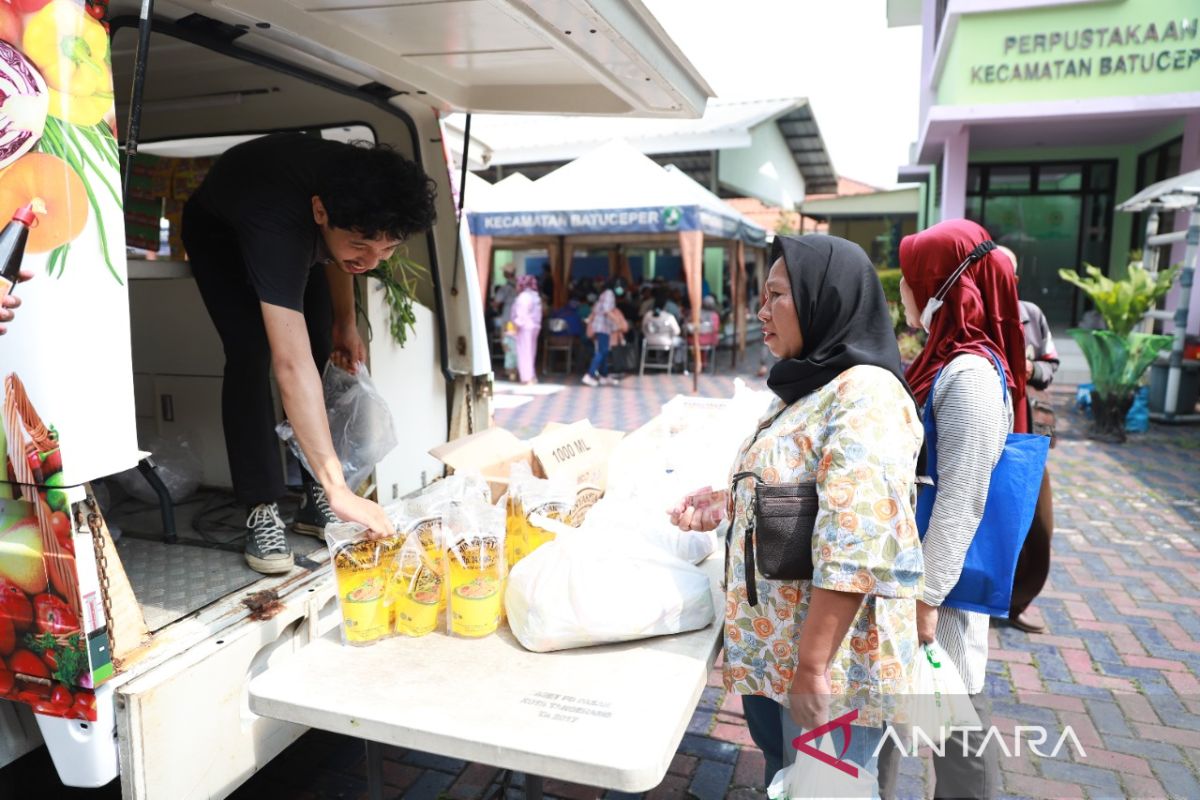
[244,503,294,574]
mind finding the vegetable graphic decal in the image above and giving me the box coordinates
[23,1,112,127]
[0,41,49,169]
[0,151,87,253]
[0,0,126,284]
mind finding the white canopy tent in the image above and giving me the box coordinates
[466,141,768,371]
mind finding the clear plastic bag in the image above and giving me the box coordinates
[325,522,404,647]
[406,472,492,517]
[391,515,446,638]
[766,734,877,799]
[113,435,202,504]
[901,642,981,747]
[277,362,398,493]
[504,463,577,570]
[443,502,506,639]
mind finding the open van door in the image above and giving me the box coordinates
[0,1,711,797]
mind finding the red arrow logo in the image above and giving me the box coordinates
[791,709,860,778]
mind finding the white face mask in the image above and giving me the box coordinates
[920,240,997,332]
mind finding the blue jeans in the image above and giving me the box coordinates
[743,695,884,796]
[588,332,610,377]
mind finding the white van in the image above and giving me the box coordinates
[0,1,710,796]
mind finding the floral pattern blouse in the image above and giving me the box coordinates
[723,365,924,727]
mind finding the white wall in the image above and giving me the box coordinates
[367,298,447,502]
[718,122,807,208]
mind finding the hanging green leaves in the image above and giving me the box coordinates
[362,254,427,347]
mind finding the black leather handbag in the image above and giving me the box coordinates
[729,407,820,606]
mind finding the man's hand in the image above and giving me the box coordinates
[787,668,831,731]
[668,487,727,532]
[0,269,33,335]
[326,485,394,538]
[331,320,367,374]
[917,599,939,644]
[1026,360,1034,380]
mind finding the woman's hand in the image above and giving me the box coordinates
[326,485,395,538]
[668,488,727,532]
[917,599,939,644]
[331,319,367,374]
[787,668,831,731]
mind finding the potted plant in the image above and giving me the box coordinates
[1058,262,1178,442]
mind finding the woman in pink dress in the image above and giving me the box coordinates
[511,274,543,385]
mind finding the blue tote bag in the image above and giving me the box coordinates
[916,350,1050,617]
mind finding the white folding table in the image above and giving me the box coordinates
[247,554,723,799]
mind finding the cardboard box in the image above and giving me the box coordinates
[430,420,623,502]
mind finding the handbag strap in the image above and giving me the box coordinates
[728,404,790,607]
[921,348,1008,480]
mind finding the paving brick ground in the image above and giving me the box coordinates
[6,358,1199,799]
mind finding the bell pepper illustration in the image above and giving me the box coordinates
[24,1,114,127]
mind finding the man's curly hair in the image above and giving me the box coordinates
[317,142,438,240]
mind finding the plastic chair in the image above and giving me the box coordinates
[639,319,677,375]
[685,318,718,375]
[541,317,574,375]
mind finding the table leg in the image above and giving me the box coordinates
[524,774,544,800]
[365,740,383,800]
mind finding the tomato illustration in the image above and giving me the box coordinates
[70,691,96,720]
[32,700,69,716]
[50,683,71,707]
[17,687,49,704]
[0,580,33,631]
[38,448,62,477]
[0,616,13,655]
[9,648,49,678]
[48,511,72,549]
[34,593,77,635]
[0,669,13,695]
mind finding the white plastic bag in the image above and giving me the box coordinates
[767,734,878,800]
[580,496,715,565]
[903,642,981,747]
[504,522,715,653]
[277,362,397,492]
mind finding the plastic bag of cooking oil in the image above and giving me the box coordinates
[443,502,507,639]
[504,462,577,571]
[389,513,446,637]
[406,472,492,517]
[325,523,404,646]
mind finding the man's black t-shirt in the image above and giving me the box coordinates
[189,133,348,311]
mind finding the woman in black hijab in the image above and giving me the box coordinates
[670,235,923,791]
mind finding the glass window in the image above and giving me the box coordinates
[965,196,984,223]
[1164,139,1183,181]
[988,165,1031,193]
[967,166,982,194]
[1138,150,1161,189]
[1037,166,1082,192]
[1088,163,1113,191]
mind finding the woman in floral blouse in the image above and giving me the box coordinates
[671,235,924,790]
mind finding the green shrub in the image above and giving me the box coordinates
[877,268,902,304]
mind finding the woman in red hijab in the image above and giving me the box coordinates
[900,219,1029,433]
[881,219,1027,800]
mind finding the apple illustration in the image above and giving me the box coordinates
[0,520,47,595]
